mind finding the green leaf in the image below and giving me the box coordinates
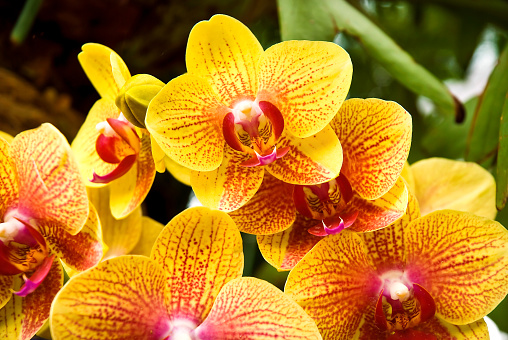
[496,96,508,210]
[277,0,463,121]
[10,0,43,45]
[466,43,508,167]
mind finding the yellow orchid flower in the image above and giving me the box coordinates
[87,185,164,260]
[72,43,160,219]
[284,192,508,339]
[402,158,496,219]
[227,98,411,270]
[0,124,103,340]
[146,14,353,212]
[50,207,322,339]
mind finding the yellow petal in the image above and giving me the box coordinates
[146,73,227,171]
[50,256,170,340]
[257,213,321,271]
[109,129,156,219]
[285,231,378,339]
[165,156,192,186]
[78,43,130,101]
[401,161,416,194]
[404,210,508,324]
[228,172,296,235]
[186,14,262,103]
[129,216,165,257]
[360,189,420,273]
[71,98,120,185]
[150,207,243,324]
[191,146,264,212]
[40,203,103,273]
[348,176,408,232]
[150,134,167,173]
[258,41,352,138]
[87,186,142,259]
[195,277,322,339]
[266,125,343,185]
[12,123,89,235]
[0,257,63,340]
[414,317,489,340]
[331,98,412,200]
[0,131,14,143]
[411,157,496,219]
[0,137,18,220]
[0,276,14,310]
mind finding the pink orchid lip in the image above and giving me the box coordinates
[222,99,287,167]
[91,154,137,183]
[13,254,55,297]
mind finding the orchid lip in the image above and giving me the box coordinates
[13,254,55,297]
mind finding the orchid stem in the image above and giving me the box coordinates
[10,0,43,44]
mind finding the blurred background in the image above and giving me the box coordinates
[1,0,507,334]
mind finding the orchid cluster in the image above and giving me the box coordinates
[1,14,507,340]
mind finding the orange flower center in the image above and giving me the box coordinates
[293,173,358,236]
[375,271,436,334]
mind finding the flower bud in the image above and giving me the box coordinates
[115,74,164,128]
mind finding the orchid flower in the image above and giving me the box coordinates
[402,158,496,219]
[87,185,164,260]
[71,43,159,219]
[0,124,103,340]
[146,14,353,212]
[228,98,411,270]
[284,191,508,339]
[50,207,322,339]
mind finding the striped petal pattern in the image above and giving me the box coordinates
[331,98,412,200]
[195,277,322,339]
[150,207,243,324]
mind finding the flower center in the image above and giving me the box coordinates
[164,319,198,340]
[92,112,140,183]
[293,173,358,236]
[375,271,436,334]
[0,210,49,274]
[222,100,289,167]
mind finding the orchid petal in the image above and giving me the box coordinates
[78,43,130,101]
[331,98,412,200]
[150,134,167,173]
[50,256,171,340]
[71,99,120,186]
[88,185,142,259]
[413,317,489,340]
[0,131,14,143]
[411,158,496,219]
[229,172,296,235]
[0,276,14,310]
[0,257,63,340]
[129,217,164,257]
[258,40,352,138]
[195,277,322,340]
[40,203,103,273]
[165,156,192,186]
[186,14,262,103]
[150,207,243,324]
[404,210,508,325]
[266,126,343,185]
[348,177,408,232]
[258,213,321,271]
[146,73,227,171]
[360,190,420,273]
[0,137,18,219]
[285,231,380,339]
[109,129,156,219]
[191,146,264,212]
[12,123,88,235]
[401,161,416,194]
